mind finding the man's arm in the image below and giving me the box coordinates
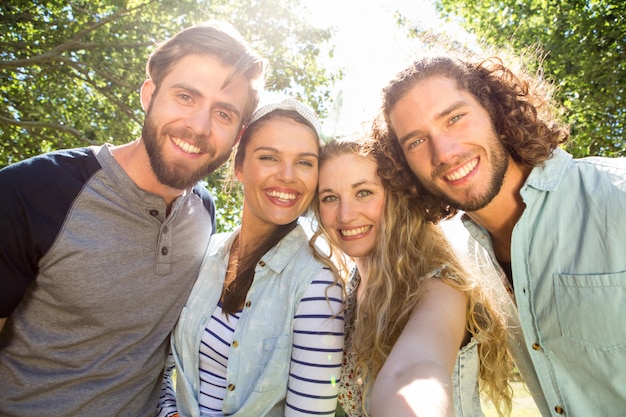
[0,317,7,332]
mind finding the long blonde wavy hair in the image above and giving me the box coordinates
[312,132,513,416]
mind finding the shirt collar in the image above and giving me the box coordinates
[216,224,307,274]
[460,148,572,244]
[522,147,572,193]
[259,224,307,273]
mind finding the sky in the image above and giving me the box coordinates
[303,0,471,245]
[302,0,469,136]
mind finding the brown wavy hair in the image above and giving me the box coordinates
[378,55,570,220]
[312,132,514,416]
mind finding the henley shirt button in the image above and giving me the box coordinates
[554,406,564,414]
[161,247,169,256]
[259,261,266,267]
[228,384,235,391]
[163,226,169,234]
[531,343,541,351]
[232,340,239,348]
[149,209,159,216]
[245,301,252,308]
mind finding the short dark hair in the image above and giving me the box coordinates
[146,20,267,124]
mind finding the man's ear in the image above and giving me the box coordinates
[140,80,156,112]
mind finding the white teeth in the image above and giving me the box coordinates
[444,159,478,181]
[340,226,371,237]
[172,137,201,154]
[267,190,297,201]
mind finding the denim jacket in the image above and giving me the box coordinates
[463,148,626,416]
[452,339,483,416]
[171,225,334,417]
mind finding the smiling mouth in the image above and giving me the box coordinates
[340,225,371,237]
[172,137,201,154]
[267,190,297,202]
[443,158,478,181]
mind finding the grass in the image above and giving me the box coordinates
[482,381,542,417]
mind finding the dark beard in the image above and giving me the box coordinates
[421,136,510,213]
[141,112,232,190]
[443,142,509,212]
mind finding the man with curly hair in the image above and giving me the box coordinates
[375,55,626,416]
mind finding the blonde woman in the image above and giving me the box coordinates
[313,133,512,417]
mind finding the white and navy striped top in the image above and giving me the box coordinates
[159,271,344,416]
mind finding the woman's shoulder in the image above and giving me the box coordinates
[206,230,239,258]
[283,225,321,260]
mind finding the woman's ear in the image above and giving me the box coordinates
[140,80,156,112]
[234,164,243,182]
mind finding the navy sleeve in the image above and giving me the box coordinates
[192,184,217,235]
[0,148,101,317]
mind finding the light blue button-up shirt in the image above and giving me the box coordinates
[463,148,626,416]
[170,225,341,417]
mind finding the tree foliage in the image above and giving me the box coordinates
[0,0,339,231]
[408,0,625,157]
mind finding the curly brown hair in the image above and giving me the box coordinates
[377,55,570,220]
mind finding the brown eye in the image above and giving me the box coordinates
[216,111,232,122]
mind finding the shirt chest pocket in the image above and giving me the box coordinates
[248,335,291,393]
[554,271,626,351]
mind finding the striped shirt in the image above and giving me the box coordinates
[159,271,343,416]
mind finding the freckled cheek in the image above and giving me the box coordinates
[375,201,385,219]
[318,208,334,230]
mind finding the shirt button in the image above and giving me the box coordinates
[161,247,169,256]
[149,209,159,216]
[163,226,169,234]
[554,405,564,414]
[232,340,239,348]
[245,301,252,308]
[228,384,235,391]
[531,343,541,351]
[259,261,266,267]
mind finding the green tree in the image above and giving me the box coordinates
[0,0,340,231]
[401,0,625,157]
